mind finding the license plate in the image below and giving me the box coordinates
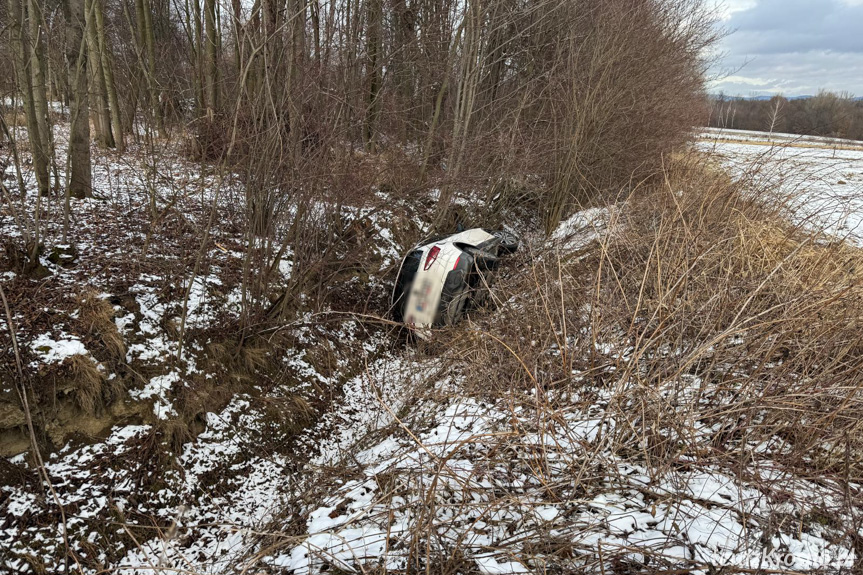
[413,279,434,312]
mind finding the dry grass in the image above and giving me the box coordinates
[168,335,320,442]
[594,154,863,473]
[347,152,863,571]
[205,338,271,384]
[706,137,863,152]
[77,290,126,362]
[65,355,106,417]
[157,418,195,454]
[468,153,863,475]
[260,395,317,438]
[2,112,27,128]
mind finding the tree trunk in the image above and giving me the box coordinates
[364,0,382,152]
[310,0,320,65]
[203,0,219,118]
[230,0,241,82]
[86,0,115,147]
[189,0,204,115]
[28,0,55,194]
[393,0,416,142]
[63,0,92,199]
[290,0,305,156]
[436,0,483,220]
[481,0,509,111]
[96,0,124,150]
[138,0,164,134]
[8,0,50,196]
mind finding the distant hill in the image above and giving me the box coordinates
[746,95,813,101]
[711,94,812,101]
[712,94,862,102]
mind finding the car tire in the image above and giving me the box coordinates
[443,285,469,326]
[495,230,520,254]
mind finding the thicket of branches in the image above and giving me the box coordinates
[708,91,863,140]
[2,0,716,245]
[1,0,716,467]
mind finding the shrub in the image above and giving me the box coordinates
[476,153,863,477]
[451,0,718,233]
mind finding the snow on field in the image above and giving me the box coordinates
[700,126,863,150]
[697,129,863,243]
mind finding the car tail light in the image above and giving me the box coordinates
[453,256,461,270]
[424,246,441,271]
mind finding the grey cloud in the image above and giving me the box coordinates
[711,0,863,96]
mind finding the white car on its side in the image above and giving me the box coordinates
[391,228,519,330]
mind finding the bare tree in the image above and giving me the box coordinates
[767,95,785,135]
[8,0,52,196]
[86,0,115,147]
[96,0,124,150]
[63,0,92,199]
[363,0,382,151]
[203,0,218,118]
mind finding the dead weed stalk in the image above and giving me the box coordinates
[354,152,863,571]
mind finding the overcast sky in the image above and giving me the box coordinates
[709,0,863,97]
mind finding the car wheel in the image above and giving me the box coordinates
[494,230,520,254]
[443,285,469,326]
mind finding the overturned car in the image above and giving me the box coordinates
[391,228,519,330]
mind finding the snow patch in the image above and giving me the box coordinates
[29,332,90,364]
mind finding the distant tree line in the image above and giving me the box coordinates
[708,92,863,141]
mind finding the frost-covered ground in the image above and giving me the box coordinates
[2,121,861,573]
[273,389,857,574]
[697,128,863,243]
[23,209,856,575]
[700,127,863,150]
[1,114,406,571]
[246,210,860,575]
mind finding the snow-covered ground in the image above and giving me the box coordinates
[262,367,858,574]
[697,129,863,243]
[700,127,863,150]
[24,211,858,575]
[0,118,405,571]
[2,122,861,573]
